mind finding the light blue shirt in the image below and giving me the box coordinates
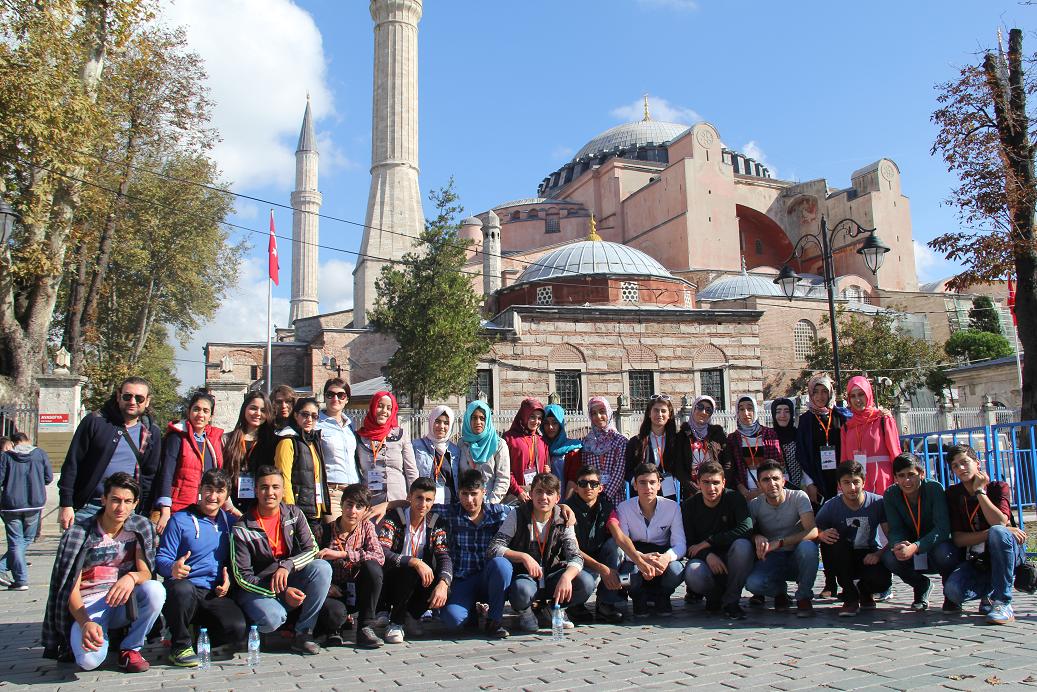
[317,411,359,485]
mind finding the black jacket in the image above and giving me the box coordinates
[564,494,615,556]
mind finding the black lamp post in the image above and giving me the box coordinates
[0,194,18,246]
[773,216,890,396]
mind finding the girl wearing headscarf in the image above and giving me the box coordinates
[355,391,417,506]
[725,394,782,501]
[624,395,683,499]
[840,375,901,495]
[502,397,549,503]
[678,395,729,489]
[457,401,511,504]
[542,404,582,486]
[796,373,852,505]
[770,397,805,491]
[576,397,628,504]
[410,405,460,505]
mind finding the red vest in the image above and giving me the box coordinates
[167,422,225,512]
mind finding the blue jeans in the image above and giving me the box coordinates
[684,538,755,606]
[624,558,685,601]
[583,539,625,606]
[746,540,819,601]
[70,580,165,671]
[881,539,960,591]
[507,565,595,610]
[1,511,39,585]
[235,559,332,634]
[441,558,513,629]
[944,526,1025,605]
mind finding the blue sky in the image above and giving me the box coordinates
[164,0,1031,385]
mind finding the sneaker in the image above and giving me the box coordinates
[0,571,12,587]
[536,606,553,630]
[941,598,962,613]
[838,601,860,617]
[911,577,932,611]
[723,603,746,620]
[383,624,405,644]
[632,596,650,619]
[860,592,877,610]
[654,598,673,617]
[595,602,624,624]
[559,608,576,629]
[796,598,814,618]
[119,649,150,673]
[373,610,390,628]
[325,631,346,647]
[357,626,384,649]
[516,607,539,633]
[566,604,594,625]
[986,600,1015,625]
[7,583,27,591]
[475,602,490,627]
[168,646,199,668]
[404,614,425,638]
[291,631,320,655]
[748,594,766,608]
[876,587,894,602]
[978,598,993,615]
[774,593,792,612]
[485,620,510,639]
[420,608,434,622]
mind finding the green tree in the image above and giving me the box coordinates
[968,295,1003,335]
[793,308,946,407]
[370,180,490,409]
[945,329,1014,363]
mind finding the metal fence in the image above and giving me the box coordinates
[0,404,36,441]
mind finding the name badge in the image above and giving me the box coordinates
[820,445,837,471]
[523,470,536,487]
[435,483,447,505]
[913,552,929,571]
[346,581,357,608]
[368,467,386,491]
[661,475,678,498]
[538,572,545,589]
[854,452,868,467]
[237,474,255,499]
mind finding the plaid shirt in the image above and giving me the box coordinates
[435,502,512,580]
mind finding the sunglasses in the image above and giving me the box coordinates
[325,391,349,400]
[297,411,320,420]
[121,393,146,404]
[650,394,671,402]
[694,403,714,413]
[576,479,601,489]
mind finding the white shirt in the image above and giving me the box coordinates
[402,508,428,558]
[612,496,687,562]
[317,411,358,485]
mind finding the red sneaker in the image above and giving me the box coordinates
[119,649,150,673]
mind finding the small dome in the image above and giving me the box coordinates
[461,216,481,227]
[697,272,783,301]
[574,120,690,160]
[516,240,674,285]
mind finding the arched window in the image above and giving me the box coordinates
[545,208,560,233]
[841,285,863,303]
[754,239,764,255]
[794,320,817,361]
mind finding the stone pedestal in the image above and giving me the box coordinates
[209,381,251,432]
[36,373,87,470]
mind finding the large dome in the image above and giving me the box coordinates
[516,240,674,285]
[574,120,690,160]
[697,272,783,301]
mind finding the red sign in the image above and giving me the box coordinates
[39,413,70,425]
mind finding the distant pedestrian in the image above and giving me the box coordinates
[0,432,52,588]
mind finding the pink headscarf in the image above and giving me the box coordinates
[843,376,882,431]
[583,397,617,455]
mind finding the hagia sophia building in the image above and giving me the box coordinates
[204,0,1014,428]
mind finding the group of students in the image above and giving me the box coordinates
[32,374,1030,674]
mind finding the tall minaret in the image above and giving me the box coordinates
[290,96,321,323]
[354,0,425,328]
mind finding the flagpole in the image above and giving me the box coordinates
[1012,323,1023,393]
[266,273,273,398]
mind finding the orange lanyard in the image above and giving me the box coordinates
[527,436,541,473]
[813,413,832,445]
[740,433,760,467]
[650,433,666,471]
[432,452,445,481]
[371,438,386,466]
[408,520,426,557]
[855,428,865,454]
[240,437,255,461]
[965,497,981,529]
[188,431,208,465]
[903,492,922,539]
[533,518,551,559]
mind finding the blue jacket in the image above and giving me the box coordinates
[0,444,52,512]
[156,505,234,590]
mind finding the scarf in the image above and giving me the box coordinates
[461,400,499,464]
[357,391,399,440]
[770,397,797,444]
[843,376,883,431]
[806,373,835,416]
[544,404,582,456]
[689,395,716,440]
[424,405,455,455]
[290,420,318,445]
[583,396,617,455]
[508,397,545,437]
[735,394,762,438]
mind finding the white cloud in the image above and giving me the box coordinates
[636,0,698,11]
[741,140,777,177]
[611,96,701,125]
[235,201,260,220]
[914,240,940,279]
[551,145,574,162]
[319,258,356,313]
[159,0,334,189]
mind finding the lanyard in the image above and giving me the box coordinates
[533,518,551,560]
[408,519,426,558]
[813,413,832,445]
[965,496,981,529]
[433,452,445,482]
[651,433,666,471]
[855,428,865,455]
[527,436,542,473]
[189,431,208,467]
[371,437,386,468]
[740,433,760,467]
[240,436,255,461]
[903,492,922,540]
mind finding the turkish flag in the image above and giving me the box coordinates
[268,209,279,285]
[1008,277,1017,325]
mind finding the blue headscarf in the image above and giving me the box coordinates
[544,404,582,456]
[461,400,499,464]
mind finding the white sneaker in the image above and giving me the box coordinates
[560,609,575,629]
[404,614,425,637]
[373,611,390,628]
[384,624,405,643]
[516,607,539,632]
[986,600,1015,625]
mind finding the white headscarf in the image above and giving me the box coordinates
[735,394,762,437]
[689,395,717,440]
[425,405,455,455]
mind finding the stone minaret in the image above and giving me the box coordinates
[482,210,501,295]
[354,0,425,328]
[289,97,321,323]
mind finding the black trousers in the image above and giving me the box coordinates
[163,578,248,650]
[383,564,435,625]
[820,540,892,602]
[317,561,384,634]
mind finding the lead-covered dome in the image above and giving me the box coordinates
[697,272,783,301]
[516,240,674,285]
[574,120,690,160]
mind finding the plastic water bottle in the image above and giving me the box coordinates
[197,628,211,671]
[247,625,261,670]
[551,604,565,642]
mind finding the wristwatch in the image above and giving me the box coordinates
[974,487,987,496]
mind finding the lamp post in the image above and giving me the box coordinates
[0,193,18,247]
[773,216,890,396]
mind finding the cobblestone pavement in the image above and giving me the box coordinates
[3,526,1037,692]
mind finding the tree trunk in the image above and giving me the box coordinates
[128,276,156,365]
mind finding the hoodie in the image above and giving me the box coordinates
[0,444,53,512]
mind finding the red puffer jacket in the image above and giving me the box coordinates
[158,421,225,512]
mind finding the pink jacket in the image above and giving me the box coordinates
[840,376,902,494]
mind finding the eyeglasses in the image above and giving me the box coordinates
[650,394,671,402]
[121,393,146,404]
[297,411,319,420]
[576,479,601,489]
[325,391,349,400]
[694,403,714,414]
